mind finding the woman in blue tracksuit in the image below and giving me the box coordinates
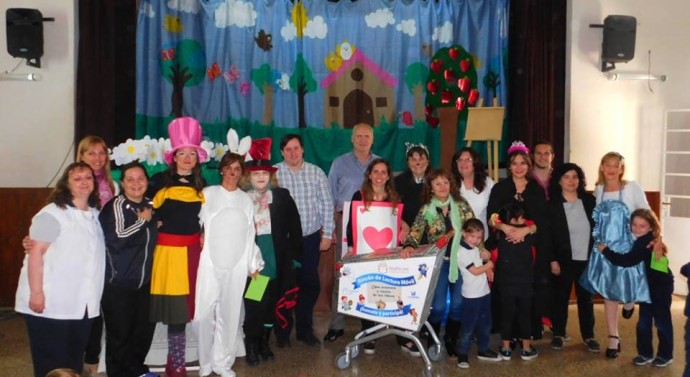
[99,162,158,377]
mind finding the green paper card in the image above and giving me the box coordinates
[244,274,269,301]
[650,254,669,273]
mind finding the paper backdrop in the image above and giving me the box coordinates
[136,0,509,172]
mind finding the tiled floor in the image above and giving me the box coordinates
[1,298,687,377]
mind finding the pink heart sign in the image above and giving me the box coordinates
[363,226,394,250]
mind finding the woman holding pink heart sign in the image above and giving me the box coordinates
[345,158,402,355]
[402,169,476,357]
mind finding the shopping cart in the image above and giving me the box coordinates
[334,241,448,377]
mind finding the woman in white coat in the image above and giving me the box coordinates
[15,162,105,377]
[195,151,263,377]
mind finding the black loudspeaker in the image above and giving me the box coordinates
[602,15,636,63]
[6,8,44,68]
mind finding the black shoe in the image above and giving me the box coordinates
[477,349,501,362]
[245,339,261,366]
[622,305,635,319]
[551,336,564,350]
[296,332,321,347]
[400,342,421,357]
[605,335,620,359]
[323,329,344,342]
[584,338,600,353]
[259,329,275,362]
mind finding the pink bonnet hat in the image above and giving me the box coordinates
[164,117,209,165]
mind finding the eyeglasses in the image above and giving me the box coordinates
[456,158,473,163]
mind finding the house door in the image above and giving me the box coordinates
[661,109,690,294]
[343,89,374,129]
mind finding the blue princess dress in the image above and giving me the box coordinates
[579,195,650,303]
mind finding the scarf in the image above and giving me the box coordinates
[423,196,462,283]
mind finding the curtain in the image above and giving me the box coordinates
[135,0,509,173]
[507,0,566,163]
[76,0,138,148]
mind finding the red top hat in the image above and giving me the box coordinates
[244,138,277,173]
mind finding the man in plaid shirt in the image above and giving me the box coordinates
[274,133,335,347]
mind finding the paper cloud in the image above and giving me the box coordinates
[215,0,257,28]
[281,20,297,41]
[167,0,199,14]
[396,19,416,37]
[140,2,155,18]
[432,21,453,43]
[303,16,328,39]
[365,8,394,28]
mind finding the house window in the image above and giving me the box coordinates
[329,96,340,107]
[351,68,364,81]
[376,97,387,107]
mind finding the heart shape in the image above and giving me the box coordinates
[363,226,394,251]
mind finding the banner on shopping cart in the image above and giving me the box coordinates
[337,248,441,332]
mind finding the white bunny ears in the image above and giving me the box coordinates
[227,128,252,161]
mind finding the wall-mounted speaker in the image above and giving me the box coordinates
[602,15,636,63]
[6,8,45,68]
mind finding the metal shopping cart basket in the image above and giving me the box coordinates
[334,241,447,377]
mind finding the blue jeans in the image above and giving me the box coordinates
[637,282,674,360]
[428,259,463,324]
[458,293,492,354]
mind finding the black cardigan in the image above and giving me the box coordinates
[486,178,552,280]
[546,193,596,264]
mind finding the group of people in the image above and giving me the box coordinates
[14,118,681,377]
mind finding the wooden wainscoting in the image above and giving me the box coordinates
[0,188,51,307]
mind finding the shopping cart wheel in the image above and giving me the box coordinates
[427,344,442,361]
[350,344,361,358]
[336,352,351,369]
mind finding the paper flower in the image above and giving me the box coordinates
[211,142,229,162]
[111,138,147,166]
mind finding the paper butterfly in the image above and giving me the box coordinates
[160,47,175,61]
[223,64,240,84]
[207,63,221,81]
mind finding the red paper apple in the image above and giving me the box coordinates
[460,59,471,72]
[426,115,439,127]
[455,97,466,111]
[424,104,434,116]
[430,59,443,73]
[440,89,453,104]
[457,77,471,93]
[449,47,460,61]
[426,80,439,94]
[468,89,479,105]
[444,69,455,83]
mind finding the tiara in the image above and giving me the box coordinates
[405,142,429,155]
[507,140,529,155]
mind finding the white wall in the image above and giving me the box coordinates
[567,0,690,189]
[568,0,690,293]
[0,0,77,187]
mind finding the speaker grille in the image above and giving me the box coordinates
[6,8,44,60]
[602,15,636,63]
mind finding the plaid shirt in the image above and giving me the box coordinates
[275,161,335,238]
